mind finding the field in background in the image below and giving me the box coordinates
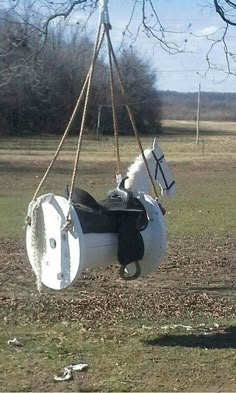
[162,119,236,135]
[0,121,236,392]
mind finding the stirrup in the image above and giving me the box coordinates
[119,261,141,281]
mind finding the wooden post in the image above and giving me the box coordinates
[196,82,201,144]
[96,105,102,140]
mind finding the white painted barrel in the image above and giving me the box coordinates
[26,193,166,290]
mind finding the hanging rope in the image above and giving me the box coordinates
[105,25,121,177]
[68,23,105,205]
[31,75,89,202]
[30,28,105,203]
[29,0,158,213]
[105,29,159,199]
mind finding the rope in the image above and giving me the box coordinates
[31,29,105,202]
[105,25,121,176]
[31,79,89,201]
[105,30,159,199]
[68,23,105,205]
[30,0,158,205]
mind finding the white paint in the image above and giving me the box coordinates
[26,195,85,290]
[125,138,176,197]
[26,192,166,291]
[26,139,177,291]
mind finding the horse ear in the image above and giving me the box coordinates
[152,137,158,150]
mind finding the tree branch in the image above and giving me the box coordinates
[214,0,236,25]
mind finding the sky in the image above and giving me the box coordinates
[83,0,236,93]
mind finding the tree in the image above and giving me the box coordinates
[1,0,235,135]
[96,49,162,135]
[0,9,162,136]
[0,12,96,134]
[117,50,161,135]
[0,0,190,89]
[1,0,236,83]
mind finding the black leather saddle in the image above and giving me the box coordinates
[64,179,148,267]
[64,180,147,233]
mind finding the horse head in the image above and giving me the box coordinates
[125,138,176,197]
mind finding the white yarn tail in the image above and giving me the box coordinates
[29,200,47,292]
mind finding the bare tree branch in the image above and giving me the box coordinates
[1,0,236,88]
[214,0,236,25]
[140,0,190,55]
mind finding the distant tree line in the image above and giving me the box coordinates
[0,13,162,136]
[160,91,236,121]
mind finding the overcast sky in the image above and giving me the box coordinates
[86,0,236,93]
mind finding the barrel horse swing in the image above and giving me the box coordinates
[25,0,176,291]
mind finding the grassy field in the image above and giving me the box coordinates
[0,121,236,391]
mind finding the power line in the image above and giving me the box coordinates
[158,69,207,73]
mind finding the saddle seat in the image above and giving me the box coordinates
[64,183,148,267]
[64,185,147,234]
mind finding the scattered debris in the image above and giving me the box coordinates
[69,364,88,372]
[54,367,73,382]
[142,325,152,330]
[160,323,223,334]
[1,236,236,326]
[161,324,194,331]
[7,337,23,347]
[54,363,88,382]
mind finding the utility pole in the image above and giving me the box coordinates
[196,82,201,144]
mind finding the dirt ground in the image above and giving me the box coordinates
[0,234,236,325]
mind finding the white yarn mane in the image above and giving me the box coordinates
[125,148,156,195]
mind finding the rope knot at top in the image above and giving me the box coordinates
[99,0,111,27]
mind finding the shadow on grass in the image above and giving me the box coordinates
[144,326,236,349]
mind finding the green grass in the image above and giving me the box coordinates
[1,135,235,238]
[164,163,236,236]
[1,320,236,392]
[0,123,236,391]
[0,196,29,238]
